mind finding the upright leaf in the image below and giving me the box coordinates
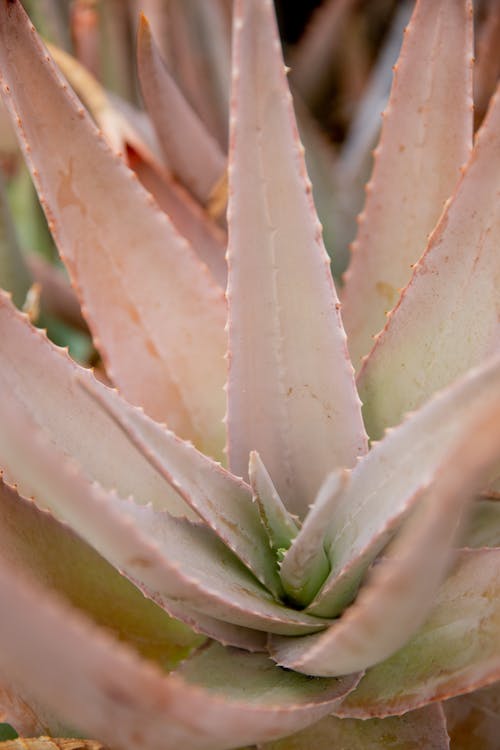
[0,0,227,458]
[359,82,500,439]
[226,0,367,518]
[137,15,226,206]
[342,0,473,369]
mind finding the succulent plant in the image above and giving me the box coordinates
[0,0,499,748]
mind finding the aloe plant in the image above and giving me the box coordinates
[0,0,499,748]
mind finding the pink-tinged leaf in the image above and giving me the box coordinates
[280,471,350,608]
[271,401,500,676]
[332,2,412,278]
[226,0,367,518]
[126,147,227,289]
[335,549,500,718]
[70,0,101,81]
[258,704,449,750]
[0,367,329,639]
[461,500,500,549]
[0,681,47,737]
[0,0,227,458]
[0,563,359,750]
[0,293,198,519]
[444,682,500,750]
[137,15,226,206]
[307,354,500,617]
[77,376,282,599]
[248,451,299,558]
[159,0,230,148]
[359,80,500,440]
[0,475,202,667]
[342,0,473,370]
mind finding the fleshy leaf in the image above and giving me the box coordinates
[444,682,500,750]
[359,80,500,440]
[0,475,202,667]
[271,400,500,675]
[336,549,500,718]
[0,376,330,638]
[226,0,367,518]
[342,0,473,370]
[77,375,283,599]
[0,561,359,750]
[307,354,500,617]
[0,293,198,520]
[280,471,349,608]
[258,704,449,750]
[137,15,226,205]
[159,0,230,147]
[0,0,227,458]
[125,147,227,289]
[248,451,299,559]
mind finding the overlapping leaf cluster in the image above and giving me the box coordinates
[0,1,499,749]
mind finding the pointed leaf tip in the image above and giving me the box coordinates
[226,0,367,518]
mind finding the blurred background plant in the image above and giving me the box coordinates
[2,0,497,371]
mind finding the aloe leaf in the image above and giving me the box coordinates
[0,563,359,750]
[359,81,500,441]
[280,471,349,608]
[248,451,299,559]
[0,293,198,519]
[444,682,500,750]
[226,0,367,518]
[137,15,226,206]
[342,0,473,370]
[77,376,282,599]
[159,0,230,148]
[307,354,500,617]
[0,0,227,458]
[258,704,449,750]
[125,148,227,289]
[0,681,46,737]
[271,400,500,675]
[333,2,412,279]
[0,362,328,638]
[335,548,500,718]
[0,475,202,667]
[461,500,500,549]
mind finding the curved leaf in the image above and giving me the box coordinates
[78,376,281,598]
[0,0,227,457]
[342,0,473,369]
[259,704,449,750]
[359,80,500,440]
[335,549,500,718]
[308,354,500,617]
[137,15,226,205]
[0,561,359,750]
[271,400,500,675]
